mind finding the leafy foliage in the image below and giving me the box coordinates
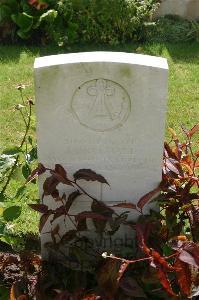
[0,85,37,249]
[0,0,159,44]
[145,15,199,43]
[11,123,197,299]
[45,0,159,46]
[0,0,57,41]
[1,1,199,45]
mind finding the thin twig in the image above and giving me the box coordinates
[20,89,28,115]
[19,109,28,127]
[1,102,32,195]
[105,253,151,265]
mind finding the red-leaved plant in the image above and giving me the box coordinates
[1,124,198,299]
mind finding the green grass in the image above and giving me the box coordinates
[0,42,199,236]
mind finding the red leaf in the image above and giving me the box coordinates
[179,251,199,268]
[112,203,136,209]
[188,124,199,138]
[52,224,60,236]
[65,190,81,212]
[151,249,174,271]
[179,242,199,268]
[75,211,109,222]
[82,295,99,300]
[26,163,46,183]
[29,204,49,213]
[156,268,177,297]
[172,241,199,268]
[43,175,59,196]
[51,224,60,244]
[135,224,151,256]
[50,171,72,186]
[119,277,147,298]
[51,189,59,199]
[117,261,129,282]
[91,200,113,233]
[48,164,72,186]
[54,290,71,300]
[164,142,179,160]
[174,259,192,296]
[52,205,66,222]
[77,218,87,231]
[137,187,160,210]
[60,230,77,243]
[55,164,67,178]
[92,200,113,215]
[39,213,51,232]
[163,157,184,177]
[73,169,109,185]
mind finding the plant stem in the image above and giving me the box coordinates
[105,253,151,265]
[19,109,28,127]
[71,181,136,229]
[20,89,28,115]
[1,103,32,195]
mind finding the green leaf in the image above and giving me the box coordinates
[3,206,21,222]
[40,9,58,22]
[26,146,37,163]
[22,163,31,179]
[3,0,19,12]
[0,207,4,216]
[16,28,31,39]
[21,1,32,14]
[0,222,6,235]
[0,193,6,202]
[0,202,4,217]
[11,12,33,32]
[14,186,26,198]
[0,5,12,23]
[2,146,20,155]
[0,286,9,300]
[28,136,33,145]
[35,9,57,28]
[0,234,24,249]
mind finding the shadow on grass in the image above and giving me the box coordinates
[0,42,138,63]
[143,42,199,62]
[0,41,198,64]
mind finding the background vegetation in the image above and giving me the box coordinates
[0,1,199,298]
[0,0,199,46]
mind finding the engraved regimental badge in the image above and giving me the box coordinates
[72,78,131,132]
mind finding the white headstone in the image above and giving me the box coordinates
[34,52,168,256]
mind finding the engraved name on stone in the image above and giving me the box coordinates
[71,78,131,131]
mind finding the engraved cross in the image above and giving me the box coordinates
[87,79,115,119]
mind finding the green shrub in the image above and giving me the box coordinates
[2,1,198,45]
[45,0,159,46]
[0,0,57,41]
[0,0,159,44]
[145,15,198,43]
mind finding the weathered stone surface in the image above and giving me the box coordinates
[154,0,199,20]
[34,52,168,255]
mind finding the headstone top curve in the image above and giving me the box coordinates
[34,51,168,70]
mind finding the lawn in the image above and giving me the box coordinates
[0,42,199,236]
